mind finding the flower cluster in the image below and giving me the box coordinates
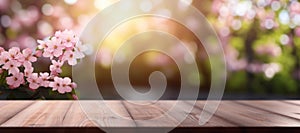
[0,30,86,96]
[37,30,87,75]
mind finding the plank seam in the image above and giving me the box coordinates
[62,101,74,123]
[183,101,240,126]
[155,101,199,126]
[120,101,138,127]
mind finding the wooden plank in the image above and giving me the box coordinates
[154,100,197,127]
[74,101,136,127]
[62,101,94,127]
[0,101,11,107]
[185,101,237,127]
[1,101,72,127]
[191,101,300,126]
[155,100,236,127]
[0,101,33,125]
[0,100,300,128]
[122,101,179,127]
[236,100,300,121]
[283,100,300,106]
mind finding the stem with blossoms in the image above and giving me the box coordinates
[0,29,86,100]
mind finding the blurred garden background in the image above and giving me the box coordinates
[0,0,300,99]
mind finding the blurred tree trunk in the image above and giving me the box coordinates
[291,28,300,94]
[244,19,259,94]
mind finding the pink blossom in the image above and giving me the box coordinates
[55,30,78,47]
[49,60,63,74]
[49,77,61,92]
[48,37,64,57]
[6,73,24,89]
[34,50,43,57]
[37,30,86,66]
[17,48,37,68]
[8,47,21,60]
[58,77,73,94]
[27,73,41,89]
[39,72,50,87]
[62,50,77,65]
[0,51,10,65]
[39,37,63,59]
[2,60,21,75]
[42,37,64,58]
[74,42,87,59]
[42,48,55,59]
[49,77,73,94]
[0,30,83,94]
[72,94,78,100]
[37,39,48,49]
[23,48,37,62]
[70,82,77,88]
[24,66,34,77]
[0,47,4,53]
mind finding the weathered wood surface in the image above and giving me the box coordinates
[0,100,299,127]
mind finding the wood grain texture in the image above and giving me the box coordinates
[190,101,293,126]
[283,100,300,106]
[236,100,300,122]
[62,101,95,127]
[0,101,33,125]
[0,100,299,127]
[72,101,136,127]
[122,101,179,127]
[1,101,72,127]
[155,101,236,127]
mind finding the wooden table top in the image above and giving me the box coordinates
[0,100,299,132]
